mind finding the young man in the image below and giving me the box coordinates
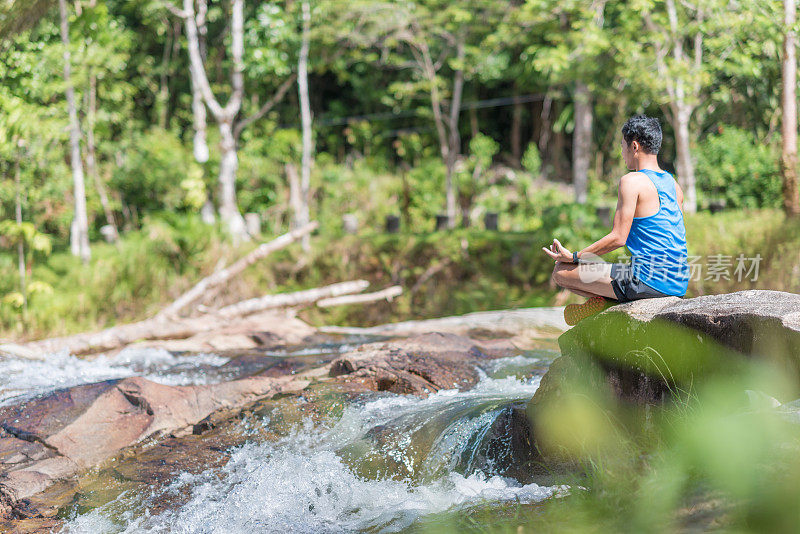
[542,115,689,325]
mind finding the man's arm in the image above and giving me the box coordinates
[576,173,639,258]
[675,180,685,212]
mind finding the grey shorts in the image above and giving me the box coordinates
[609,263,670,303]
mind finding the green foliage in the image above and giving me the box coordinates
[540,202,605,246]
[0,220,52,255]
[521,142,541,177]
[111,128,201,217]
[696,126,782,209]
[468,133,500,172]
[0,213,226,336]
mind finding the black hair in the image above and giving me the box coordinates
[621,115,662,154]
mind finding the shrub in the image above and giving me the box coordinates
[521,142,542,176]
[111,128,200,217]
[696,127,781,209]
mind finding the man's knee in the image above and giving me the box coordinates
[551,264,570,288]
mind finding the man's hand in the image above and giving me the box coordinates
[542,239,573,263]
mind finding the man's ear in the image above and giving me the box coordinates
[631,140,639,154]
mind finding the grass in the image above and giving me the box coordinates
[0,208,798,341]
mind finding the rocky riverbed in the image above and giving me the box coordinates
[2,290,800,533]
[0,307,567,532]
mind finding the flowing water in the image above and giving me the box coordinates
[0,340,562,533]
[0,347,230,406]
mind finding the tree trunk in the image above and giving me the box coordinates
[783,0,800,216]
[181,0,248,242]
[510,94,523,167]
[537,94,553,179]
[469,107,479,140]
[60,0,90,263]
[218,280,368,317]
[316,285,402,308]
[572,81,592,204]
[285,162,302,228]
[190,0,209,163]
[298,1,313,250]
[190,69,209,163]
[418,44,449,162]
[444,40,465,228]
[86,73,119,241]
[218,120,247,239]
[14,152,26,316]
[158,221,318,319]
[12,279,358,357]
[157,18,174,129]
[673,104,697,213]
[663,0,698,214]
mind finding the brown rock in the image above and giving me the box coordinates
[331,332,506,395]
[0,373,308,506]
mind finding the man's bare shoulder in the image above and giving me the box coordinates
[618,172,648,190]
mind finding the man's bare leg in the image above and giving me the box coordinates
[563,286,603,298]
[551,261,618,300]
[551,262,618,325]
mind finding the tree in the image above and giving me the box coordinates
[297,0,312,249]
[189,0,209,165]
[344,0,504,227]
[638,0,712,213]
[169,0,295,241]
[782,0,799,216]
[59,0,90,261]
[514,0,615,203]
[74,0,131,242]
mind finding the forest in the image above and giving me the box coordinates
[4,2,800,533]
[0,0,798,338]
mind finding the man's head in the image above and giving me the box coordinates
[621,115,662,170]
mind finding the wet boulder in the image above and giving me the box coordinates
[328,332,514,396]
[0,373,308,519]
[527,290,800,461]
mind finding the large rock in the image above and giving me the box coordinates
[326,332,515,396]
[526,290,800,465]
[0,373,308,516]
[533,290,800,408]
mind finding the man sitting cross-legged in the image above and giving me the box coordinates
[542,115,690,326]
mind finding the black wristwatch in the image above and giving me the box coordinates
[572,251,580,264]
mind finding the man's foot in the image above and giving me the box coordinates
[564,296,612,326]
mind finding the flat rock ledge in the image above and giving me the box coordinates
[530,289,800,420]
[0,332,513,526]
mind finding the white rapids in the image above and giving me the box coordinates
[0,347,229,406]
[63,358,564,534]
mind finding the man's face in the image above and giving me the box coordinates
[620,139,634,170]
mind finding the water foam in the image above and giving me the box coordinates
[0,347,228,405]
[64,369,561,533]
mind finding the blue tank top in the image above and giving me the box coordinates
[625,169,689,296]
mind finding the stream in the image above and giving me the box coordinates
[0,340,562,533]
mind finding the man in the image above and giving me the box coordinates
[542,115,689,325]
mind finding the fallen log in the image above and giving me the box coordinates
[216,280,369,317]
[1,279,366,358]
[319,307,569,338]
[157,221,318,319]
[316,285,402,308]
[5,315,232,358]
